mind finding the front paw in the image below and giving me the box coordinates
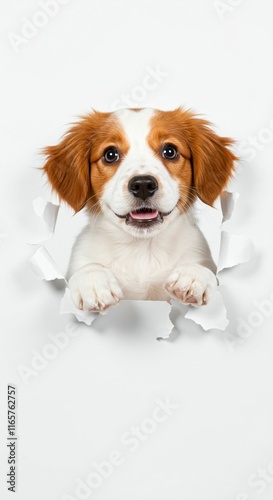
[68,268,123,312]
[164,264,217,306]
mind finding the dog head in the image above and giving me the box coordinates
[43,107,236,237]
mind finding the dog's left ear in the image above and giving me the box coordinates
[189,118,237,206]
[42,121,92,213]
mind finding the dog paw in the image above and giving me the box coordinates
[164,264,217,306]
[68,268,123,312]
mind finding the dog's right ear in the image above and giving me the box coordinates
[43,119,93,212]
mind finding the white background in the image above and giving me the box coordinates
[1,1,273,499]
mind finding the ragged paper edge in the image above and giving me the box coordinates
[156,301,174,340]
[185,290,229,331]
[29,194,253,336]
[60,288,97,326]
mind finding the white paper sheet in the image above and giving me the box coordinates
[217,231,254,273]
[0,233,7,243]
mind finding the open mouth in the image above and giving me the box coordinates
[115,207,173,228]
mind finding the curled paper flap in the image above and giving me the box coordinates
[217,231,254,273]
[29,246,66,281]
[220,191,240,224]
[31,197,60,244]
[60,288,97,326]
[185,290,229,331]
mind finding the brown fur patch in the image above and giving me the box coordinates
[148,108,237,207]
[43,111,129,212]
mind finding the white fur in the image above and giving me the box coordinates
[68,109,217,311]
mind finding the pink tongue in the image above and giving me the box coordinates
[130,210,158,220]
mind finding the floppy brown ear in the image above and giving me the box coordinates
[189,118,237,206]
[43,121,93,212]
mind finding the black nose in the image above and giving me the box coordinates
[128,175,158,200]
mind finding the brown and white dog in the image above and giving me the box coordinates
[43,107,236,312]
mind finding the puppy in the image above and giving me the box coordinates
[43,107,236,312]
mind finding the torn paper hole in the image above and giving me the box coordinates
[29,195,253,337]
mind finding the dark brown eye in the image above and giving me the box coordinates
[103,147,120,164]
[161,144,179,161]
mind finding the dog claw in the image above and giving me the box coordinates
[112,293,120,302]
[166,280,178,290]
